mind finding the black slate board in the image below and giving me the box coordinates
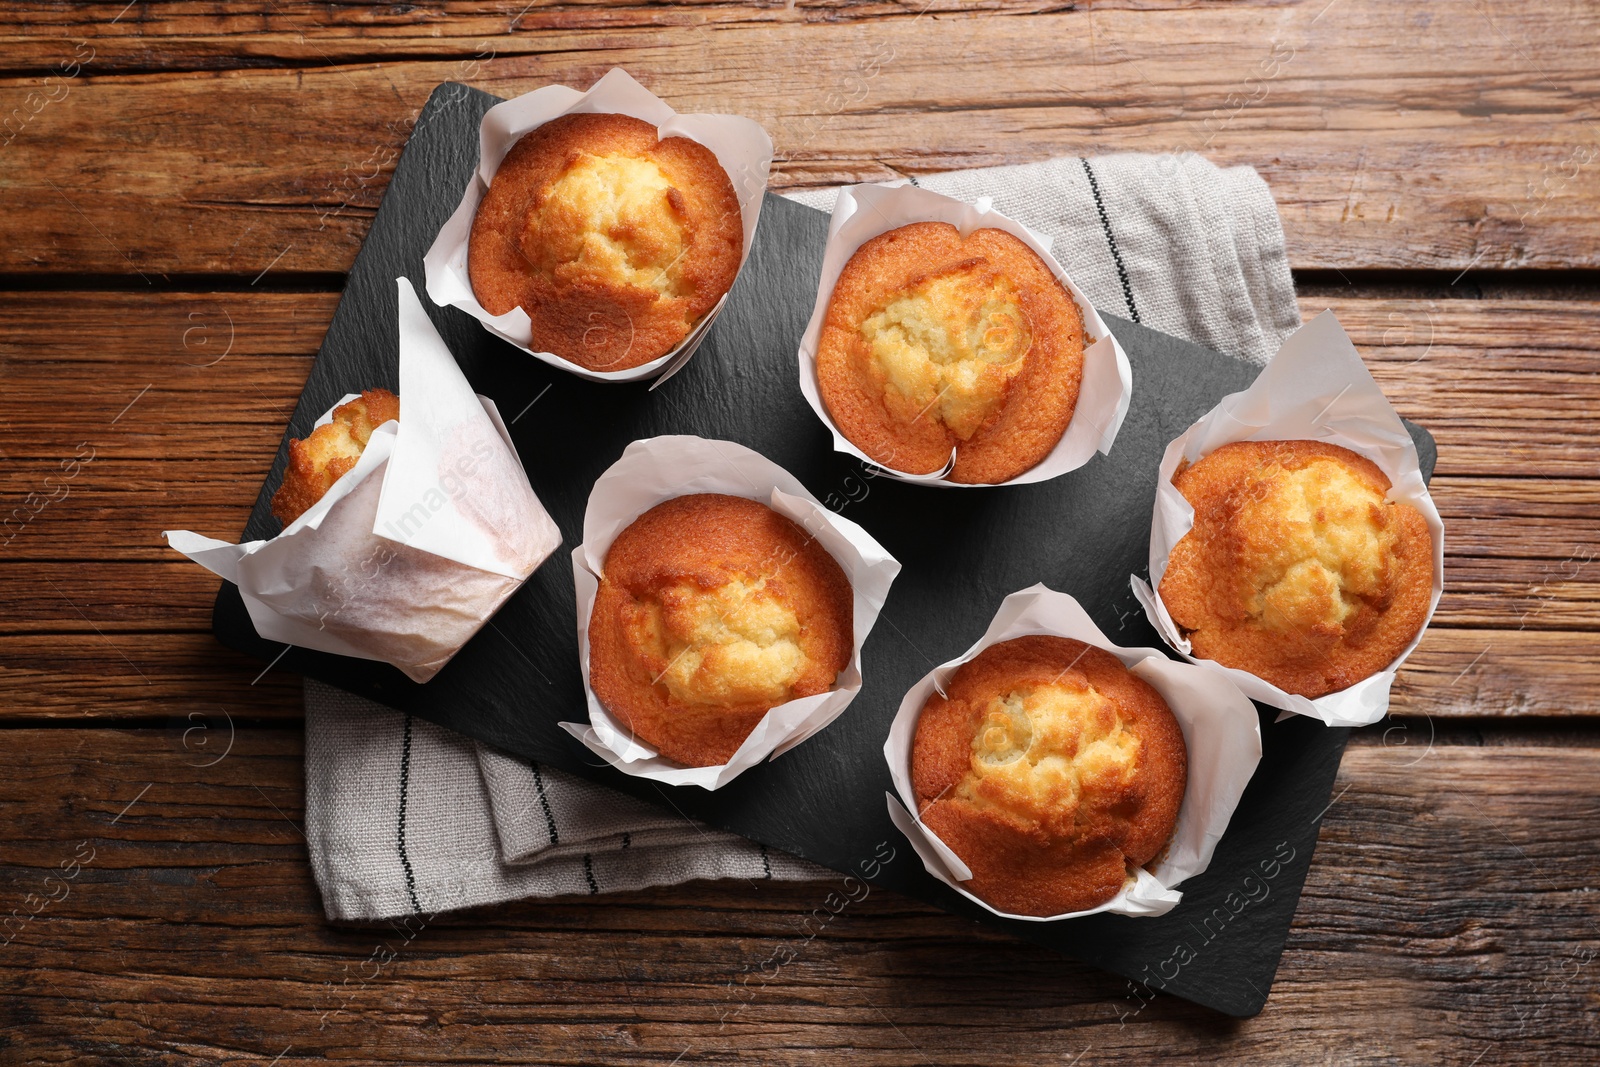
[212,83,1437,1017]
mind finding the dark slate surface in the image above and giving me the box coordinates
[212,82,1438,1017]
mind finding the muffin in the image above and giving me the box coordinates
[815,222,1085,484]
[468,112,743,372]
[587,493,854,766]
[1157,439,1434,698]
[911,635,1187,916]
[292,463,529,681]
[271,389,399,525]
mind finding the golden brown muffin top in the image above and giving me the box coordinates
[816,223,1085,484]
[586,493,854,767]
[861,267,1033,440]
[270,389,399,526]
[468,112,743,372]
[1157,439,1434,698]
[912,635,1187,917]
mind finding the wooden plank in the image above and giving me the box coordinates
[1318,296,1600,480]
[1387,627,1600,718]
[1426,476,1600,560]
[0,0,1085,68]
[0,288,335,363]
[1,290,1596,477]
[2,561,231,633]
[2,624,1591,723]
[0,632,302,720]
[0,456,291,559]
[0,728,1595,1060]
[5,292,1593,562]
[1435,555,1600,631]
[14,467,1594,564]
[0,290,315,585]
[2,1,1598,276]
[20,550,1596,637]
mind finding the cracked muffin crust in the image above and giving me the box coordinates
[911,635,1188,916]
[468,112,743,372]
[815,222,1085,484]
[1157,439,1434,698]
[586,493,854,767]
[270,388,399,526]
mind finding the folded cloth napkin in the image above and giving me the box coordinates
[305,680,822,920]
[304,151,1300,923]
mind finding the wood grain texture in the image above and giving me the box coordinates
[23,552,1600,636]
[3,623,1594,723]
[0,292,1594,720]
[1,1,1596,1053]
[1324,296,1600,480]
[2,1,1598,276]
[0,727,1596,1063]
[0,0,1081,65]
[1386,627,1599,718]
[0,632,302,720]
[3,291,1597,472]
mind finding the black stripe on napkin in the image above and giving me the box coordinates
[396,715,422,916]
[530,762,560,846]
[1080,157,1141,324]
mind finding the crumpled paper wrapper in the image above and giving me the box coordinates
[884,585,1262,922]
[796,181,1134,487]
[564,435,902,789]
[164,278,563,683]
[423,67,773,386]
[1130,310,1446,727]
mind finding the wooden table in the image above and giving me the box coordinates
[3,2,1597,1062]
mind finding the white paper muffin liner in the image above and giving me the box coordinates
[1130,311,1446,727]
[165,279,563,683]
[564,435,902,789]
[423,67,773,386]
[884,585,1262,921]
[796,181,1134,487]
